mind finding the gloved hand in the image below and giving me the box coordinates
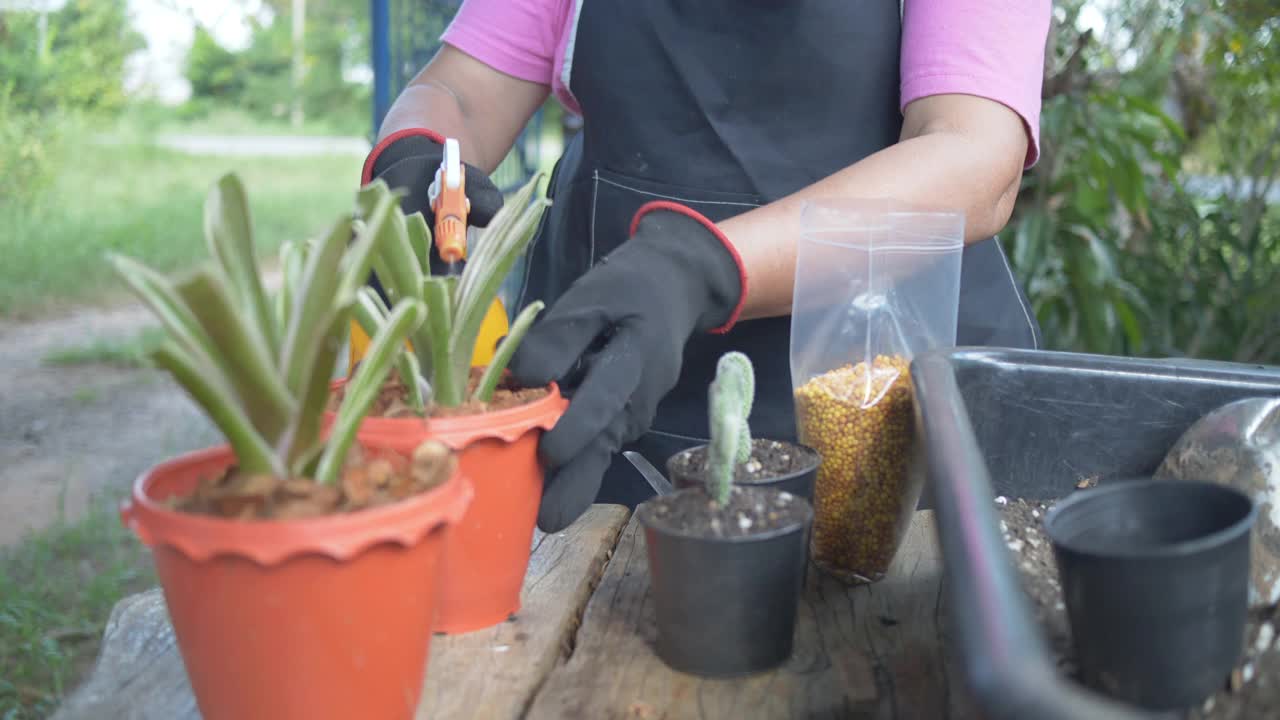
[361,128,504,275]
[508,201,748,532]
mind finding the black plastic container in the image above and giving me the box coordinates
[911,347,1280,720]
[1045,478,1256,711]
[636,485,814,677]
[665,441,821,503]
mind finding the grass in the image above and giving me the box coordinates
[0,118,363,319]
[42,326,165,369]
[0,500,156,720]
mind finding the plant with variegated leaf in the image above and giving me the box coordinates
[351,172,550,409]
[109,172,427,487]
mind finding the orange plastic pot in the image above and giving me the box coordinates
[120,445,474,720]
[325,380,567,633]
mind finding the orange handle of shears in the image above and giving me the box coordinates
[431,139,470,265]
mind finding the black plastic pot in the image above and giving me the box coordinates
[665,441,820,503]
[910,347,1280,720]
[1045,478,1256,711]
[636,485,814,677]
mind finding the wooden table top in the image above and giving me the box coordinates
[53,506,970,719]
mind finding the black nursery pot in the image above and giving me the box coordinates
[1043,478,1257,711]
[665,440,821,503]
[636,485,814,678]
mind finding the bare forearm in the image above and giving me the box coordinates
[721,97,1027,320]
[373,46,550,175]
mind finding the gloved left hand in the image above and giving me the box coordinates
[508,201,748,532]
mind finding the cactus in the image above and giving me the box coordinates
[705,351,755,505]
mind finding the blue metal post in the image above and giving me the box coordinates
[370,0,392,137]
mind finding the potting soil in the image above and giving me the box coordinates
[641,485,810,540]
[999,495,1280,718]
[667,439,819,484]
[174,441,457,520]
[330,367,549,418]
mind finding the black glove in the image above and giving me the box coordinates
[508,201,747,532]
[361,128,505,276]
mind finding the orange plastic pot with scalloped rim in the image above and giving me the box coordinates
[324,380,567,634]
[120,445,474,720]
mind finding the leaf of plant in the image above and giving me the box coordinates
[282,304,351,478]
[315,299,427,486]
[455,173,543,314]
[422,277,461,406]
[151,340,282,477]
[451,192,549,382]
[472,300,544,402]
[174,267,296,444]
[405,211,432,277]
[280,215,352,396]
[204,173,279,357]
[339,185,404,303]
[108,253,222,371]
[360,182,423,304]
[352,286,389,338]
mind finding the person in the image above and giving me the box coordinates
[362,0,1052,533]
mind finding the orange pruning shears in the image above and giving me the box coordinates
[428,138,511,365]
[348,139,510,372]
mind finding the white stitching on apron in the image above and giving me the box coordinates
[595,174,760,207]
[993,239,1039,349]
[589,169,600,265]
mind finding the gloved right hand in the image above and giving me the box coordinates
[361,128,504,274]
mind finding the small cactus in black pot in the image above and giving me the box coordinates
[705,351,755,505]
[636,351,817,678]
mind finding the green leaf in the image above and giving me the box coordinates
[174,267,296,444]
[107,253,222,371]
[422,277,462,406]
[316,299,427,485]
[452,193,549,383]
[204,173,279,357]
[351,286,389,338]
[282,304,350,477]
[361,181,423,303]
[472,300,544,402]
[405,211,432,277]
[275,239,306,334]
[151,341,282,477]
[352,288,425,413]
[280,215,352,396]
[338,184,401,302]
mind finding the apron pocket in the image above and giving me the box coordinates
[590,168,764,263]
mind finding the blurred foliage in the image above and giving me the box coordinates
[0,0,143,115]
[182,0,370,134]
[0,0,141,206]
[1002,0,1280,363]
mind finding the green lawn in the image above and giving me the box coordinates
[0,128,363,319]
[0,501,157,720]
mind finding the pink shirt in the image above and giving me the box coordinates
[442,0,1049,168]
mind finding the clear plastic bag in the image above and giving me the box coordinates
[790,198,963,583]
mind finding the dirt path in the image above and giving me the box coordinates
[0,270,289,548]
[0,303,218,546]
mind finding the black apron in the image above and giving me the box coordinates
[514,0,1042,508]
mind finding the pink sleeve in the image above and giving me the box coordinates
[439,0,566,85]
[900,0,1051,168]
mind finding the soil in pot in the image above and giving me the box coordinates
[639,484,814,677]
[666,439,819,486]
[642,483,811,538]
[172,441,456,520]
[998,493,1280,719]
[328,367,548,419]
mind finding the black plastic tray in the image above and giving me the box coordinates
[911,347,1280,720]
